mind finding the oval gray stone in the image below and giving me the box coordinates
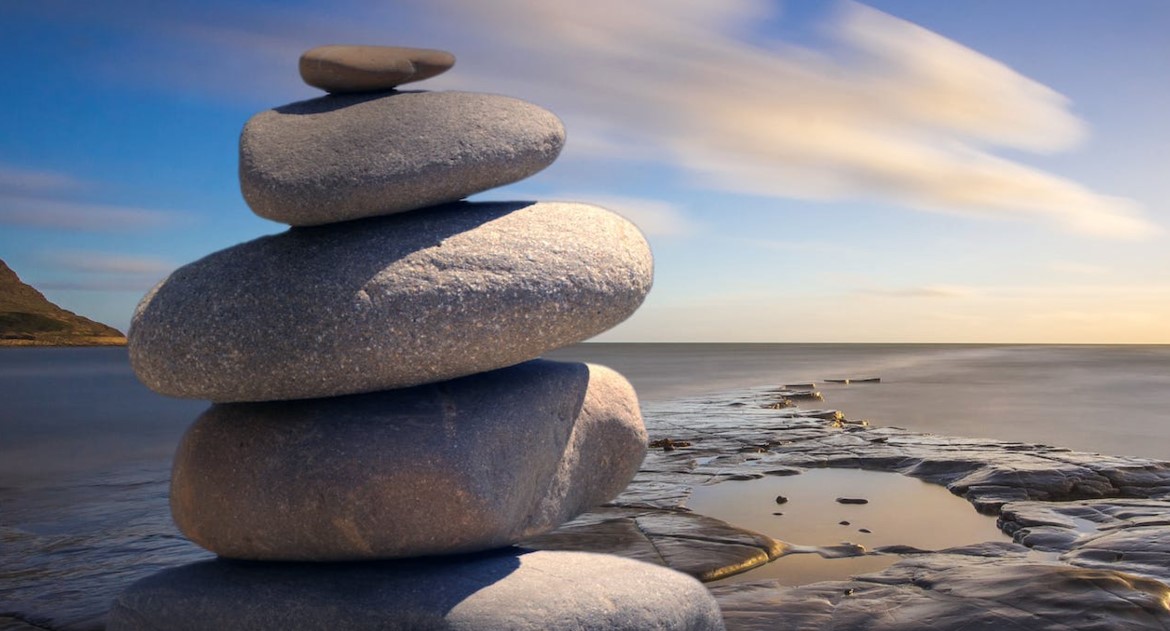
[171,360,647,561]
[107,551,725,630]
[129,201,652,402]
[239,91,565,225]
[299,45,455,93]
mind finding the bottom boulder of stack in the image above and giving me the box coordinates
[107,549,726,630]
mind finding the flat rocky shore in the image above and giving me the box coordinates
[6,383,1170,630]
[525,386,1170,630]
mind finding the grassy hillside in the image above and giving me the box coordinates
[0,259,127,346]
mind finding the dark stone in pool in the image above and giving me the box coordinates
[837,497,869,505]
[775,496,788,505]
[839,521,850,526]
[763,468,801,477]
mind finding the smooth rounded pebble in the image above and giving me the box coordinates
[240,91,564,226]
[171,360,646,560]
[299,45,455,93]
[107,550,725,631]
[129,201,652,402]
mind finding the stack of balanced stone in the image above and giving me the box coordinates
[110,45,724,630]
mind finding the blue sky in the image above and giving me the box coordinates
[2,0,1169,342]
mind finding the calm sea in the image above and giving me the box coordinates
[3,343,1170,628]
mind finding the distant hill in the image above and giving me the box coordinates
[0,258,127,346]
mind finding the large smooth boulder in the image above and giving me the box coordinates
[299,45,455,93]
[129,201,652,402]
[240,91,564,225]
[171,361,646,561]
[107,551,725,630]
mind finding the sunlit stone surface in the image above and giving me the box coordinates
[239,91,564,225]
[129,202,652,403]
[170,361,646,560]
[299,45,455,93]
[107,550,725,631]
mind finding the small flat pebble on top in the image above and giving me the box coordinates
[299,45,455,93]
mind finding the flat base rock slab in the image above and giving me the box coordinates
[299,45,455,93]
[240,90,564,225]
[107,550,725,631]
[171,360,646,561]
[129,201,652,402]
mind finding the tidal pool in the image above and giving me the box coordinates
[687,467,1012,585]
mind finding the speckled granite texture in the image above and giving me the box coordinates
[170,361,646,560]
[129,201,652,402]
[108,550,725,631]
[240,91,564,225]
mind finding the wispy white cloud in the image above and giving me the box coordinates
[727,236,843,254]
[604,281,1170,343]
[29,251,175,294]
[0,197,183,233]
[43,251,176,276]
[36,279,163,292]
[547,194,699,237]
[0,164,88,194]
[858,284,977,299]
[41,0,1155,238]
[430,0,1157,238]
[1048,261,1109,276]
[469,190,698,237]
[0,162,186,234]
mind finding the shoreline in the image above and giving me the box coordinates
[5,354,1170,629]
[0,337,127,348]
[525,383,1170,629]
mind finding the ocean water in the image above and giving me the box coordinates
[3,344,1170,627]
[547,343,1170,461]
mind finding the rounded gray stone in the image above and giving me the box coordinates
[171,360,647,561]
[299,45,455,93]
[239,91,565,226]
[107,550,725,630]
[128,201,652,402]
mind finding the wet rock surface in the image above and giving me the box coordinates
[532,385,1170,628]
[1000,498,1170,583]
[521,507,787,582]
[712,543,1170,631]
[10,383,1170,628]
